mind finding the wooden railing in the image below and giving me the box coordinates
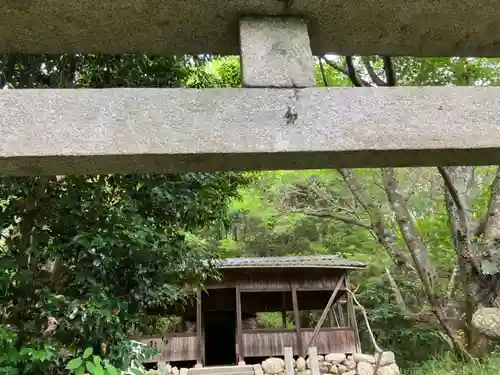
[139,333,197,363]
[241,327,358,357]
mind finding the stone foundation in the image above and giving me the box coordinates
[259,352,400,375]
[145,352,400,375]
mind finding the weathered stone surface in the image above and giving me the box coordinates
[374,352,395,366]
[296,358,307,371]
[329,365,338,374]
[296,371,312,375]
[353,354,375,364]
[240,18,315,88]
[377,364,400,375]
[325,354,346,364]
[337,365,348,374]
[179,368,188,375]
[172,367,179,375]
[318,363,331,373]
[4,87,500,176]
[254,364,264,375]
[343,371,356,375]
[262,357,285,374]
[2,0,500,57]
[472,307,500,339]
[344,359,356,371]
[357,362,374,375]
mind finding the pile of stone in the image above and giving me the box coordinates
[146,363,188,375]
[258,352,399,375]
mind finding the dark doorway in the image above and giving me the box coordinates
[204,310,236,366]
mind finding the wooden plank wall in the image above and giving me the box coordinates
[301,329,358,354]
[243,331,298,357]
[242,328,358,357]
[140,335,198,363]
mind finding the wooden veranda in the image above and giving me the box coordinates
[140,255,365,366]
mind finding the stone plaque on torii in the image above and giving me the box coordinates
[1,1,500,175]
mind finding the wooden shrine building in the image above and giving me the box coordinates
[141,255,365,366]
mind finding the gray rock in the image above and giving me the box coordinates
[254,364,264,375]
[319,362,331,373]
[172,367,179,375]
[262,357,285,374]
[353,354,376,364]
[344,359,356,371]
[337,365,348,374]
[374,352,395,367]
[377,364,400,375]
[472,307,500,339]
[296,357,307,371]
[297,371,312,375]
[329,365,339,374]
[357,362,374,375]
[325,353,346,364]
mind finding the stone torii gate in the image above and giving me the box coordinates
[1,1,500,176]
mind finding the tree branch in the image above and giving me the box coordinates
[381,168,436,281]
[438,166,471,231]
[337,169,414,271]
[322,57,373,87]
[361,57,387,86]
[288,208,372,230]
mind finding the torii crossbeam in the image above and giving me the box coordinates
[1,1,500,175]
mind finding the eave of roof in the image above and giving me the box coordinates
[215,255,366,270]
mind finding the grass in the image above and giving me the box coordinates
[402,354,500,375]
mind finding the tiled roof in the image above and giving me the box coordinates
[216,255,365,270]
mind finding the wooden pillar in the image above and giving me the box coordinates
[235,285,244,363]
[284,347,295,375]
[281,292,287,328]
[291,283,303,356]
[196,289,203,365]
[308,347,321,375]
[338,301,346,327]
[328,309,335,327]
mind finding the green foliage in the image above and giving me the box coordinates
[0,326,58,374]
[402,354,500,375]
[65,347,123,375]
[0,54,250,374]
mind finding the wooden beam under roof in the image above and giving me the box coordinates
[1,86,500,176]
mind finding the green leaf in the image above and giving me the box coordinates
[19,347,33,356]
[94,363,105,375]
[86,361,97,374]
[130,368,144,375]
[105,364,118,375]
[34,350,46,361]
[93,355,101,366]
[75,366,86,375]
[83,347,93,359]
[66,358,84,370]
[83,347,94,359]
